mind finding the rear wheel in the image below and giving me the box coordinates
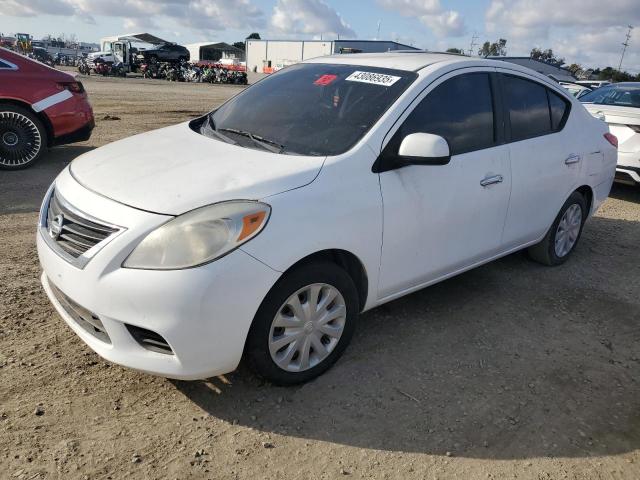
[527,191,587,266]
[245,262,359,385]
[0,104,47,170]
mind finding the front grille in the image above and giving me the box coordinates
[49,281,111,344]
[46,191,118,259]
[125,324,174,355]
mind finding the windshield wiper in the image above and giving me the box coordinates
[218,128,286,154]
[199,117,237,145]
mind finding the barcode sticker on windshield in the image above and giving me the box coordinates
[345,71,401,87]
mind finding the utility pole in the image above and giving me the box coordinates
[618,25,633,72]
[468,32,479,56]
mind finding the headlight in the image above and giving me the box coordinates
[123,201,270,270]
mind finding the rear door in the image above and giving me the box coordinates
[497,71,578,248]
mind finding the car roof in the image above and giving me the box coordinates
[303,51,475,72]
[301,50,573,96]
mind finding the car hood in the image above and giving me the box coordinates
[69,122,325,215]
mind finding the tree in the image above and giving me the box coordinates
[246,33,261,40]
[530,47,564,66]
[565,63,583,76]
[478,38,507,57]
[446,47,464,54]
[597,66,636,82]
[233,41,246,51]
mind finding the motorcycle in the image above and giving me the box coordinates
[228,70,248,85]
[77,58,91,75]
[184,64,201,82]
[201,66,215,83]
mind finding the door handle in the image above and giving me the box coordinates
[565,154,581,165]
[480,174,503,187]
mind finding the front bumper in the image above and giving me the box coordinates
[38,170,280,380]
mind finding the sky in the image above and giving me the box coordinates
[1,0,638,73]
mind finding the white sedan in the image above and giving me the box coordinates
[38,52,617,385]
[581,82,640,185]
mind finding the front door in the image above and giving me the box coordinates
[113,41,128,66]
[377,70,512,300]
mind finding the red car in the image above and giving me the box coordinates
[0,47,94,170]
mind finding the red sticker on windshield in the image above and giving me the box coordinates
[314,74,337,86]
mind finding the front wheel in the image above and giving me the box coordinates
[0,105,47,170]
[528,191,587,266]
[245,262,359,385]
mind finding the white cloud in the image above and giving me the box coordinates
[377,0,466,37]
[270,0,355,39]
[421,10,465,38]
[485,0,640,72]
[0,0,266,34]
[377,0,442,16]
[486,0,640,34]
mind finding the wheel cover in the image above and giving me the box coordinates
[268,283,347,373]
[0,111,42,167]
[554,203,582,258]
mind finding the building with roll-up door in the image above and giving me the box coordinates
[185,42,245,63]
[246,39,418,74]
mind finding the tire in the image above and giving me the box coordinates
[527,191,587,266]
[0,104,47,170]
[245,261,359,385]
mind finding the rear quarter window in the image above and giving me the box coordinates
[548,90,569,130]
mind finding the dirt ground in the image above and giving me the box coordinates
[1,72,639,480]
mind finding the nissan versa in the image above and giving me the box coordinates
[38,52,617,385]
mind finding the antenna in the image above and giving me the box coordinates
[618,25,633,72]
[468,32,479,56]
[376,20,381,40]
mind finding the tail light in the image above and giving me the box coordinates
[604,133,618,148]
[57,81,85,94]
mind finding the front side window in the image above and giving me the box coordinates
[386,72,496,157]
[198,63,417,156]
[503,75,551,141]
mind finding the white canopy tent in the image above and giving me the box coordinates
[100,33,169,52]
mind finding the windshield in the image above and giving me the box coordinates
[580,84,640,108]
[201,63,416,156]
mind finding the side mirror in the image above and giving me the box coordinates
[398,133,451,166]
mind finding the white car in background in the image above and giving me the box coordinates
[560,82,592,99]
[37,52,617,385]
[581,83,640,185]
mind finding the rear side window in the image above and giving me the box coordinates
[503,75,551,141]
[392,72,495,156]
